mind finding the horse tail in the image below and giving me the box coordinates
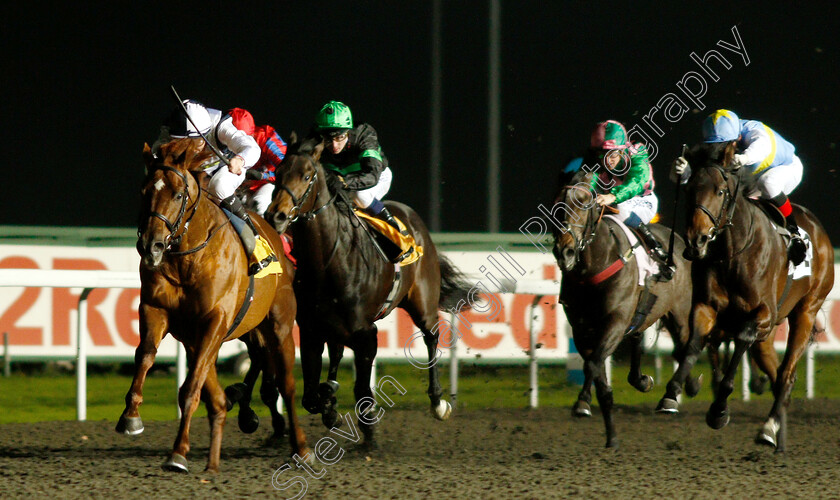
[437,254,473,312]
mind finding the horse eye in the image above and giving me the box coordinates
[175,192,183,200]
[717,189,725,196]
[304,175,311,181]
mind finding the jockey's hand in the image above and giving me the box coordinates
[731,153,748,170]
[673,156,688,175]
[671,156,691,184]
[228,155,245,175]
[595,193,616,206]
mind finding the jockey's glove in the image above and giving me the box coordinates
[731,154,748,170]
[670,156,691,184]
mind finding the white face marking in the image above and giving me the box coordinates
[154,179,165,192]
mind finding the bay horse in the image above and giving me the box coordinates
[673,142,833,451]
[552,170,702,448]
[265,138,472,445]
[118,138,309,472]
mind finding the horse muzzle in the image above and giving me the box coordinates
[683,234,710,261]
[137,236,166,269]
[266,210,291,234]
[553,243,577,272]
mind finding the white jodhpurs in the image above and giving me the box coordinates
[353,167,393,209]
[756,155,803,199]
[242,183,276,216]
[615,192,659,228]
[208,165,247,200]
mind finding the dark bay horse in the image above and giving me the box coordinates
[265,139,471,445]
[674,142,833,451]
[552,172,702,448]
[119,139,309,472]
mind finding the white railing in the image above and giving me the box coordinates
[0,269,187,421]
[0,270,837,417]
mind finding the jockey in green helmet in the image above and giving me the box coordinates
[314,101,407,246]
[588,120,673,281]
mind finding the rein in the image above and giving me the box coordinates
[140,165,227,256]
[558,185,629,285]
[693,165,740,243]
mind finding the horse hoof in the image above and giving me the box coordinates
[750,376,770,396]
[162,453,189,473]
[755,419,779,447]
[605,437,619,449]
[322,409,340,429]
[685,374,703,398]
[655,398,679,414]
[432,400,452,421]
[706,408,730,430]
[572,401,592,418]
[238,408,260,434]
[115,415,144,435]
[224,383,248,410]
[319,380,340,398]
[633,374,654,393]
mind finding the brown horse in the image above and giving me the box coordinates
[674,142,833,451]
[118,139,309,472]
[552,171,702,448]
[265,138,472,445]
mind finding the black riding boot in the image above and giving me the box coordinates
[220,195,260,237]
[636,223,674,281]
[378,207,408,236]
[219,195,259,267]
[785,217,808,266]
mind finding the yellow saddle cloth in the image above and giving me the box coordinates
[252,237,284,278]
[354,210,423,265]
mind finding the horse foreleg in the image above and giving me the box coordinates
[658,303,715,414]
[320,340,344,429]
[627,331,653,393]
[263,320,311,459]
[117,304,166,435]
[224,334,261,434]
[351,327,379,447]
[759,309,814,451]
[707,321,757,430]
[163,333,223,474]
[202,364,228,473]
[299,325,326,416]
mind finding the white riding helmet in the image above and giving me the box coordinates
[167,99,212,138]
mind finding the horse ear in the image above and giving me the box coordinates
[142,143,155,166]
[312,140,324,161]
[723,141,738,169]
[287,130,298,146]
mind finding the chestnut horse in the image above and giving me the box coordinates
[672,142,833,451]
[118,139,308,472]
[265,138,472,445]
[552,171,703,448]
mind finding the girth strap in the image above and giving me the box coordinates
[224,274,255,340]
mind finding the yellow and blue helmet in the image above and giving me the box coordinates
[702,109,741,143]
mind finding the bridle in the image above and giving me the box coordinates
[559,184,604,262]
[140,165,200,251]
[693,165,740,243]
[276,153,334,223]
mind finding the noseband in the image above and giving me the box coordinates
[140,165,200,250]
[693,165,740,242]
[277,154,334,223]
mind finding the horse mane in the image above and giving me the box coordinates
[686,142,757,196]
[156,138,215,172]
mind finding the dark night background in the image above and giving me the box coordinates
[2,1,839,241]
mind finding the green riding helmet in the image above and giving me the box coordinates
[316,101,354,135]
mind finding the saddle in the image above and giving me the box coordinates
[354,210,423,265]
[221,207,281,277]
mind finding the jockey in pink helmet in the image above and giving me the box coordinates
[673,109,807,265]
[589,120,673,281]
